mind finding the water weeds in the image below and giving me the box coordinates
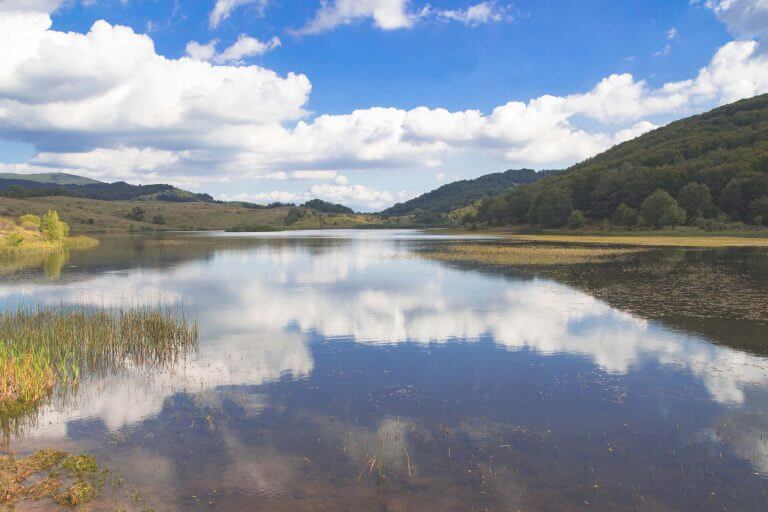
[0,305,198,438]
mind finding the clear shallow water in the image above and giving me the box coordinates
[3,230,768,511]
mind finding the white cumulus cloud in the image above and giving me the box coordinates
[186,35,281,64]
[293,0,416,34]
[209,0,269,29]
[700,0,768,38]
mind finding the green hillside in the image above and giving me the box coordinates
[477,93,768,228]
[0,172,101,185]
[382,168,558,216]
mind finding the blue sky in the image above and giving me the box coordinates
[0,0,766,209]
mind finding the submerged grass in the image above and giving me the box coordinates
[0,449,109,508]
[422,243,641,266]
[507,234,768,247]
[0,305,198,435]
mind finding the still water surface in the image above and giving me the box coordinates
[4,230,768,511]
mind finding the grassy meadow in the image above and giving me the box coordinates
[0,195,383,233]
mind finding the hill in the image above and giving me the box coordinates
[0,172,101,185]
[0,177,215,203]
[382,168,558,216]
[477,93,768,228]
[302,199,355,214]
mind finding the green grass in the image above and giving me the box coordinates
[0,306,198,435]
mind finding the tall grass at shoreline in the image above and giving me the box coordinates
[0,305,198,434]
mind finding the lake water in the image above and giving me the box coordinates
[3,230,768,511]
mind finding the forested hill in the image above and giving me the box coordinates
[0,176,214,203]
[476,93,768,228]
[382,168,558,215]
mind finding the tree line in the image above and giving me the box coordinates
[471,93,768,229]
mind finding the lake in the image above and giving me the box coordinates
[3,230,768,511]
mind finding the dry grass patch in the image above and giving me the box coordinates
[508,234,768,247]
[423,243,641,266]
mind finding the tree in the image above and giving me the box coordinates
[285,207,303,225]
[678,182,712,220]
[39,210,69,242]
[750,196,768,225]
[128,207,146,222]
[528,186,573,228]
[640,190,686,229]
[611,203,639,228]
[568,210,586,228]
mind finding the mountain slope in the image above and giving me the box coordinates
[478,93,768,226]
[382,168,558,215]
[0,172,101,185]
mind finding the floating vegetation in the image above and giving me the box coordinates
[0,449,110,508]
[422,243,641,266]
[508,234,768,247]
[0,305,198,438]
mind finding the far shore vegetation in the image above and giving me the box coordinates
[0,305,198,438]
[421,243,642,266]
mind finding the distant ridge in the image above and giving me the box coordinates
[0,172,102,185]
[382,168,559,215]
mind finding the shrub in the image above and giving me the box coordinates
[151,214,166,225]
[39,210,69,242]
[18,214,41,230]
[5,232,24,247]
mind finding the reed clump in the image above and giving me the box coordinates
[422,243,641,266]
[0,306,198,432]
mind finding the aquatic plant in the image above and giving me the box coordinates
[422,243,640,266]
[0,306,198,436]
[0,449,109,508]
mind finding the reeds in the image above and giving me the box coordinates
[422,243,640,266]
[0,305,198,432]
